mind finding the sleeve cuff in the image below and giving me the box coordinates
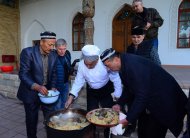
[31,83,37,90]
[69,93,76,99]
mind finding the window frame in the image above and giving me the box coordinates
[177,0,190,48]
[72,12,85,51]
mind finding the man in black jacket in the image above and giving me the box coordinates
[100,48,187,138]
[17,31,57,138]
[131,0,163,65]
[183,91,190,138]
[127,26,161,65]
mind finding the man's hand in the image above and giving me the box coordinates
[33,84,48,95]
[38,86,48,95]
[144,22,151,30]
[65,95,74,109]
[119,118,128,126]
[112,104,121,112]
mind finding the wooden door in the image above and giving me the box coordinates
[112,19,132,52]
[112,4,133,53]
[112,21,125,52]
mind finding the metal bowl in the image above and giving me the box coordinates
[38,90,60,104]
[86,108,119,127]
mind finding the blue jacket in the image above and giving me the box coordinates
[51,50,71,89]
[17,45,57,103]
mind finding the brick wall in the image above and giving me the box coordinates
[0,5,20,67]
[0,73,20,98]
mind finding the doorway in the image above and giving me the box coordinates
[112,4,134,52]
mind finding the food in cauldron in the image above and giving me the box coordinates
[48,112,90,130]
[86,108,119,126]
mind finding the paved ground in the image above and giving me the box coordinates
[163,65,190,90]
[0,95,46,138]
[0,65,189,138]
[0,94,186,138]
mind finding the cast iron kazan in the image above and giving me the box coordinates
[45,108,94,138]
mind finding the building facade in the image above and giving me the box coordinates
[20,0,190,65]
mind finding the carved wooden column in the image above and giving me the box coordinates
[82,0,95,45]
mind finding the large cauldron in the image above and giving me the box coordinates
[45,108,94,138]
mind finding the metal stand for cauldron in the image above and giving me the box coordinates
[94,126,113,138]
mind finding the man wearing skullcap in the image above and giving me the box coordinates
[124,26,161,137]
[65,45,122,138]
[100,48,187,138]
[127,26,161,65]
[17,31,57,138]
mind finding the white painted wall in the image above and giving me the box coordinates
[20,0,190,65]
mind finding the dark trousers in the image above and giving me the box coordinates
[23,102,39,138]
[87,81,114,138]
[183,92,190,138]
[187,92,190,137]
[86,80,114,111]
[23,101,56,138]
[138,111,167,138]
[188,112,190,137]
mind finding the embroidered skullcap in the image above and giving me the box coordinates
[40,31,56,40]
[82,45,100,62]
[131,26,145,35]
[100,48,115,62]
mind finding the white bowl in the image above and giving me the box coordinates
[38,90,60,104]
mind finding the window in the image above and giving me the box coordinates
[72,12,85,51]
[177,0,190,48]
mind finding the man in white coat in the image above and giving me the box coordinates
[65,45,122,138]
